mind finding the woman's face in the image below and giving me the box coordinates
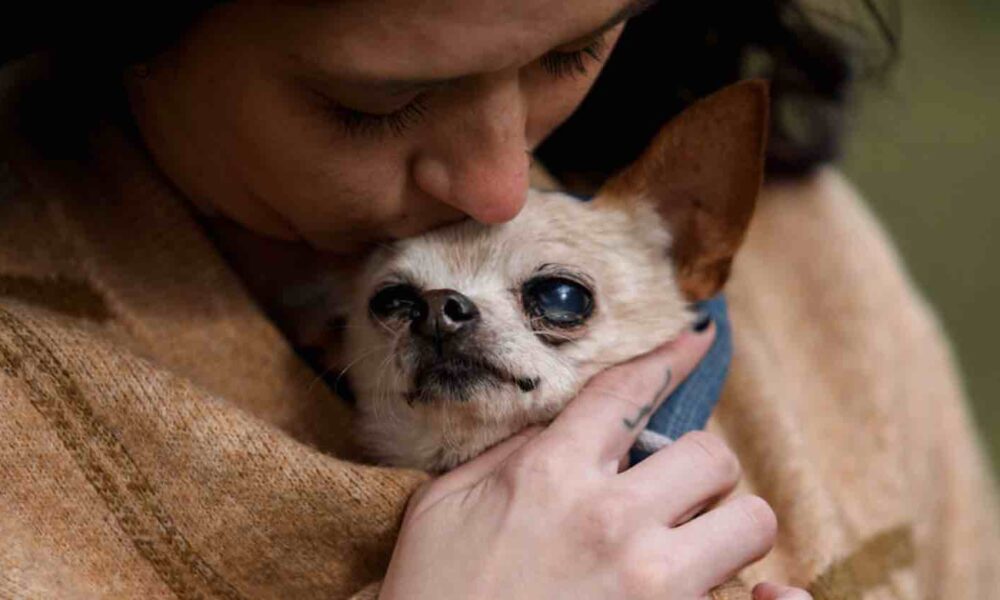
[127,0,647,253]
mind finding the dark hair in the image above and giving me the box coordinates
[1,4,217,158]
[2,1,897,181]
[537,0,900,190]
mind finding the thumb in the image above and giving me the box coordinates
[752,582,813,600]
[408,426,544,509]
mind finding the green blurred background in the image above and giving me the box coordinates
[839,0,999,472]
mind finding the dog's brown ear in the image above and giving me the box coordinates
[597,80,769,301]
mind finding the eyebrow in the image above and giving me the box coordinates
[304,0,659,95]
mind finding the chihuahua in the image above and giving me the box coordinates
[219,81,767,472]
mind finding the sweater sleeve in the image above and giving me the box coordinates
[0,516,103,600]
[823,169,1000,597]
[0,297,423,599]
[722,169,1000,598]
[893,286,1000,598]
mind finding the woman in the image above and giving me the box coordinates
[0,1,996,599]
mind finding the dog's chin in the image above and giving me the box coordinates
[407,357,506,404]
[406,357,538,405]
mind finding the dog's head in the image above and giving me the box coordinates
[323,81,768,470]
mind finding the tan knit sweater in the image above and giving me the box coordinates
[1,60,997,600]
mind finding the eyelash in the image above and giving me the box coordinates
[539,37,609,79]
[329,36,609,138]
[330,96,429,138]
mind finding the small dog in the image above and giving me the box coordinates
[320,81,769,471]
[226,81,768,472]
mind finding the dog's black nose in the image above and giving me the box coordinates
[412,289,480,340]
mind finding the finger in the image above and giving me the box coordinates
[543,322,716,468]
[617,430,740,525]
[416,426,544,503]
[752,582,813,600]
[661,494,778,595]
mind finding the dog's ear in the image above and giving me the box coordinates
[596,80,769,301]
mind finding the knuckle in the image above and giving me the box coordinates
[500,449,564,489]
[735,495,778,545]
[593,361,665,409]
[618,557,667,597]
[587,380,645,415]
[679,431,741,481]
[407,480,434,509]
[576,494,630,548]
[402,480,437,521]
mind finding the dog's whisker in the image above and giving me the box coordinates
[367,333,405,424]
[371,314,399,337]
[332,343,393,391]
[305,342,390,394]
[329,322,394,333]
[529,328,578,343]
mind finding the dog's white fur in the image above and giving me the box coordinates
[340,190,692,470]
[224,81,771,472]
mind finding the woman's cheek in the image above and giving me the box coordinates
[524,79,591,146]
[525,28,625,146]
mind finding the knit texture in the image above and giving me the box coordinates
[2,59,998,599]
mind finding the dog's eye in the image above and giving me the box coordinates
[369,284,423,319]
[523,277,594,327]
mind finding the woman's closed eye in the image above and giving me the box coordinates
[325,29,615,139]
[328,95,430,138]
[539,34,610,79]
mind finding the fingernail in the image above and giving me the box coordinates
[692,310,712,333]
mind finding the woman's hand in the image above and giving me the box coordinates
[379,322,779,599]
[753,582,814,600]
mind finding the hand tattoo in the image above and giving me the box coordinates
[622,367,673,430]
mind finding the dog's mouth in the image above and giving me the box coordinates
[406,356,539,404]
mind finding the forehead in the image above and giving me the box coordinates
[292,0,637,81]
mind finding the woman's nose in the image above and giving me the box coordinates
[412,73,531,224]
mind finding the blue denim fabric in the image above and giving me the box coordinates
[564,194,732,466]
[628,294,732,465]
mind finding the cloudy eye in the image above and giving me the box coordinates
[369,284,423,320]
[523,277,594,327]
